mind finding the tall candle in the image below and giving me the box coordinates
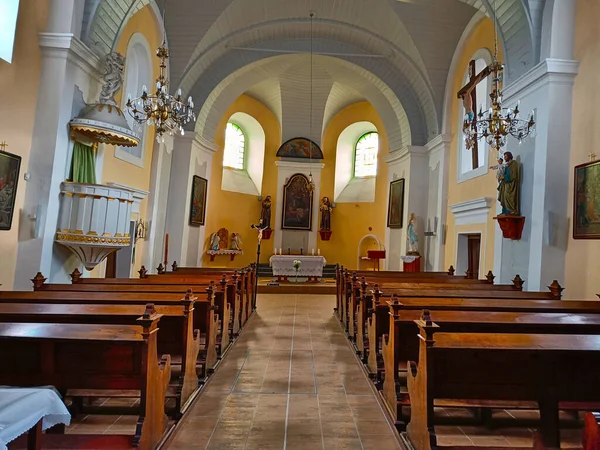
[279,248,282,255]
[311,248,315,255]
[318,249,320,256]
[164,233,169,266]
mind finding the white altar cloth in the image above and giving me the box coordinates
[269,255,327,277]
[0,388,71,450]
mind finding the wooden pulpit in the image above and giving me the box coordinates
[366,250,386,271]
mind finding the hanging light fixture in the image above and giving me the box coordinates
[307,12,316,192]
[462,1,535,152]
[125,0,196,143]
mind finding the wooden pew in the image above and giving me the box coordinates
[584,412,600,450]
[382,304,600,432]
[0,316,170,450]
[405,321,600,449]
[31,274,236,359]
[367,294,600,382]
[0,301,200,416]
[55,270,250,336]
[0,289,219,377]
[352,278,562,357]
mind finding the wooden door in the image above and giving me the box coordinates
[467,234,481,279]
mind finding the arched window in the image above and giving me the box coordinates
[117,33,151,167]
[354,132,379,178]
[223,122,246,170]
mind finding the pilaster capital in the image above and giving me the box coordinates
[503,58,579,103]
[38,32,102,82]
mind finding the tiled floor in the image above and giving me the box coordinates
[165,294,402,450]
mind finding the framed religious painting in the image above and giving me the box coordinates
[387,178,405,229]
[282,173,313,230]
[189,175,208,226]
[0,150,22,231]
[573,160,600,239]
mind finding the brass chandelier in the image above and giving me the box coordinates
[463,2,535,152]
[125,1,195,143]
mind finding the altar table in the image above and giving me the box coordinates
[0,387,71,450]
[269,255,327,282]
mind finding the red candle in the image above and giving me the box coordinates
[164,233,169,266]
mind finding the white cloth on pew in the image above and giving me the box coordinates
[269,255,327,277]
[0,387,71,450]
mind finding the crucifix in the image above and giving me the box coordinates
[0,141,7,152]
[457,60,492,170]
[589,152,597,162]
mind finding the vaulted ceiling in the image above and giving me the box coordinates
[82,0,545,149]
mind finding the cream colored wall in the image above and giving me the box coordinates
[202,94,281,268]
[95,5,162,276]
[565,0,600,299]
[0,0,48,289]
[444,18,501,277]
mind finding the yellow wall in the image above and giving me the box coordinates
[444,18,501,277]
[97,5,162,276]
[565,0,600,299]
[202,98,387,269]
[319,102,389,268]
[202,95,281,267]
[0,0,48,289]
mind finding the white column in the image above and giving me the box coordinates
[165,133,217,267]
[426,135,452,271]
[143,136,173,272]
[13,1,99,289]
[493,59,578,289]
[274,160,325,255]
[384,146,429,271]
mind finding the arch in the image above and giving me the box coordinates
[116,32,152,166]
[357,233,383,269]
[335,121,379,203]
[221,111,266,196]
[191,52,418,151]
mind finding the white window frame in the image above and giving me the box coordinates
[116,33,152,168]
[0,0,19,63]
[223,122,246,170]
[457,48,493,184]
[353,131,379,178]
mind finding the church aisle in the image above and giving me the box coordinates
[165,294,401,450]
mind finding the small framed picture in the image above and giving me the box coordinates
[573,160,600,239]
[0,150,22,231]
[387,178,405,229]
[189,175,208,226]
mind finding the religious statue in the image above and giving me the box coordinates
[497,151,521,215]
[230,233,242,251]
[260,195,272,229]
[320,196,332,231]
[99,52,125,106]
[209,232,220,251]
[217,228,229,250]
[406,213,419,255]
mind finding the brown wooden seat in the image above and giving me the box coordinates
[0,318,170,450]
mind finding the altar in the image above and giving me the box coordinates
[269,255,327,282]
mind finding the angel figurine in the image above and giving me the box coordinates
[231,233,242,251]
[209,232,220,251]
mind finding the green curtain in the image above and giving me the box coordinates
[70,142,96,184]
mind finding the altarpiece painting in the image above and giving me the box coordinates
[0,150,21,231]
[282,173,313,230]
[574,160,600,239]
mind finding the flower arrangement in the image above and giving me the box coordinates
[293,259,302,271]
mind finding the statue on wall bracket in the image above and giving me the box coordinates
[259,195,273,239]
[319,196,333,241]
[493,151,525,240]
